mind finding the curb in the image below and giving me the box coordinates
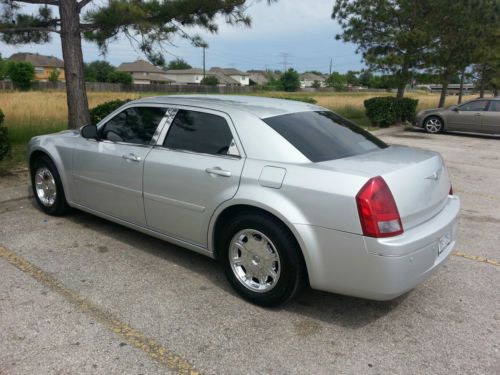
[369,124,407,136]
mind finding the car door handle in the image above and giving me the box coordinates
[205,167,232,177]
[122,153,142,162]
[474,113,482,116]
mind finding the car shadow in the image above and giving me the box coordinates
[42,202,404,329]
[405,126,500,140]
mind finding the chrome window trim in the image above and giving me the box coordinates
[153,144,242,161]
[154,105,245,159]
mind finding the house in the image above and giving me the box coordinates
[8,53,65,81]
[210,67,249,86]
[299,72,327,88]
[164,68,205,85]
[165,68,240,86]
[247,70,270,85]
[117,60,173,85]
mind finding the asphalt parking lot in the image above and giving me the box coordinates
[1,127,499,375]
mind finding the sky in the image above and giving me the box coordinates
[0,0,365,74]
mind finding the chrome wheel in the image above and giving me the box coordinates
[34,167,57,207]
[229,229,281,293]
[424,117,442,133]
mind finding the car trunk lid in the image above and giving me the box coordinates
[318,146,451,230]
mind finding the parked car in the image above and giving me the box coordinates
[416,97,500,134]
[28,95,460,306]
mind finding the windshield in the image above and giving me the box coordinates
[263,111,387,162]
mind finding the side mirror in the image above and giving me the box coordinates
[81,124,98,139]
[452,106,459,112]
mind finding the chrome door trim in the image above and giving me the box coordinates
[153,105,246,159]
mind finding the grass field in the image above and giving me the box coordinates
[0,90,475,173]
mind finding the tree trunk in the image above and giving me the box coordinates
[438,74,450,108]
[396,60,410,99]
[479,64,486,98]
[59,1,90,129]
[458,68,465,104]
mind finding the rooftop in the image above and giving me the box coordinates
[117,60,165,74]
[8,53,64,68]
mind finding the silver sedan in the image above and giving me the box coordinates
[28,95,460,306]
[416,97,500,134]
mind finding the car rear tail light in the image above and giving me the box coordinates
[356,176,403,238]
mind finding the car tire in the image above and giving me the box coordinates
[31,155,70,216]
[423,116,444,133]
[220,212,307,307]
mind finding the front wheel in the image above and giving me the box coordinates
[220,212,306,307]
[424,116,444,133]
[31,155,70,216]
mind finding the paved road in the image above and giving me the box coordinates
[1,128,499,375]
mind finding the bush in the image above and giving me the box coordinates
[107,71,132,84]
[7,61,35,91]
[364,97,418,127]
[200,75,219,86]
[0,110,11,161]
[279,68,301,92]
[278,96,317,104]
[90,99,131,125]
[396,97,419,122]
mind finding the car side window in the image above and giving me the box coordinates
[163,109,236,156]
[488,101,500,112]
[100,107,166,145]
[458,100,489,111]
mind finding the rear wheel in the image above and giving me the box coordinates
[31,155,70,216]
[220,212,306,307]
[424,116,444,133]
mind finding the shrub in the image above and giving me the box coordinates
[396,97,419,122]
[364,97,397,127]
[279,68,301,92]
[364,97,418,127]
[89,99,131,125]
[107,71,132,84]
[0,110,11,161]
[7,61,35,91]
[200,75,219,86]
[48,68,60,84]
[278,96,317,104]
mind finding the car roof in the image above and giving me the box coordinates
[132,95,323,119]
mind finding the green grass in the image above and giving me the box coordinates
[7,120,66,144]
[335,105,372,129]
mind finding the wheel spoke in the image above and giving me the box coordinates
[229,229,282,293]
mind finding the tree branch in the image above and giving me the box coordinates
[12,0,59,4]
[0,26,59,33]
[78,0,93,11]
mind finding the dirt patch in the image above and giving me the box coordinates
[0,170,29,189]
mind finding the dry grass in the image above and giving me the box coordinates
[0,89,477,144]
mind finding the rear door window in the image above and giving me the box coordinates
[263,111,387,162]
[488,101,500,112]
[163,109,236,156]
[458,100,489,111]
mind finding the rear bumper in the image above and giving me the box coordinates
[295,195,460,300]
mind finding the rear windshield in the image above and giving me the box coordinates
[263,111,387,162]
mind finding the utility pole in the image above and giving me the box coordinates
[202,45,206,78]
[329,58,333,75]
[278,52,291,72]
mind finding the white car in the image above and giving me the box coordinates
[28,95,460,306]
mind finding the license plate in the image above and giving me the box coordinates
[438,232,452,255]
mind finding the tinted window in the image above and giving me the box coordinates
[263,111,387,162]
[100,107,166,144]
[489,101,500,112]
[164,110,234,156]
[459,100,489,111]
